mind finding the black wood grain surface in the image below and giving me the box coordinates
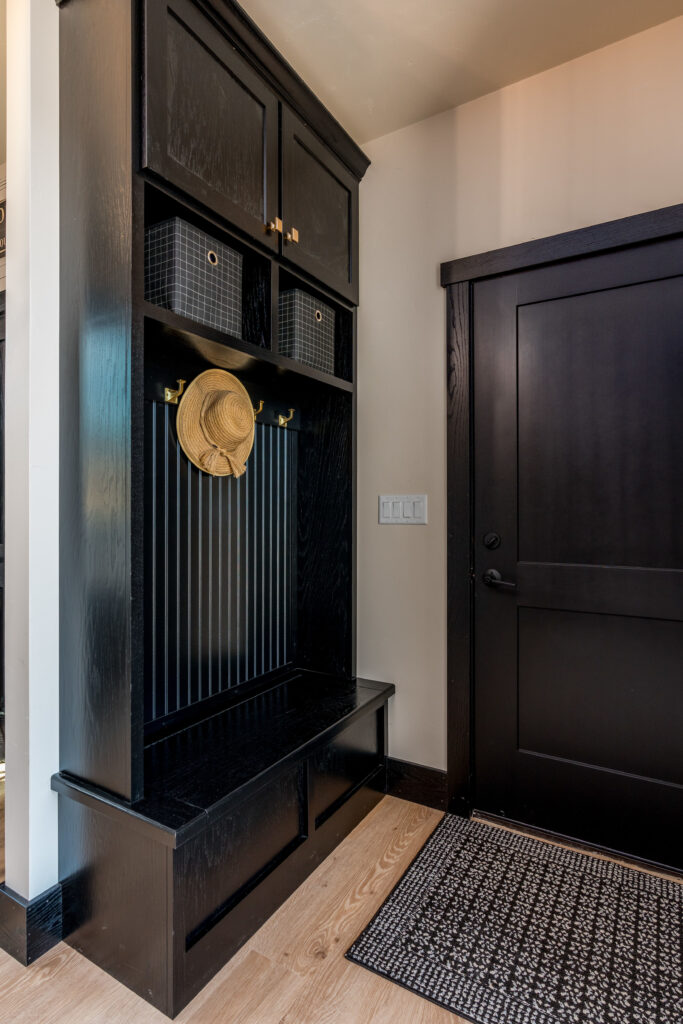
[196,0,370,181]
[440,201,683,285]
[281,108,359,304]
[54,675,393,843]
[55,0,376,1012]
[386,758,449,812]
[471,238,683,869]
[143,0,280,248]
[173,773,383,1015]
[146,409,296,724]
[56,707,388,1018]
[179,766,302,946]
[446,282,473,815]
[59,795,173,1013]
[59,0,144,801]
[0,883,63,966]
[309,710,381,827]
[297,390,353,677]
[444,209,683,838]
[145,304,354,393]
[143,674,389,826]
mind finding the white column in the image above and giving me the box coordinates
[4,0,60,900]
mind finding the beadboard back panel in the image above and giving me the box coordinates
[146,403,296,725]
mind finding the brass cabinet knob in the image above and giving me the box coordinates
[285,227,299,244]
[265,217,283,235]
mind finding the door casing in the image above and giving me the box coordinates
[442,201,683,854]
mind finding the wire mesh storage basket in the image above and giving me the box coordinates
[145,217,243,338]
[279,289,335,375]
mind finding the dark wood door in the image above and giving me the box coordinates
[281,108,358,303]
[473,237,683,868]
[143,0,279,250]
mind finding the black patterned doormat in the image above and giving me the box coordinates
[346,815,683,1024]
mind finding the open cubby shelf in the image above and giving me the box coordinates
[143,301,355,394]
[143,178,356,385]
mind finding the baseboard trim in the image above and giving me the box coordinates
[386,758,449,811]
[0,881,63,965]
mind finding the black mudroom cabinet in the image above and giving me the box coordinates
[54,0,392,1016]
[142,0,359,301]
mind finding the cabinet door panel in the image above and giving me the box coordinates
[282,108,358,303]
[143,0,278,250]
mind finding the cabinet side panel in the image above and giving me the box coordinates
[59,795,172,1015]
[59,0,140,798]
[297,390,353,676]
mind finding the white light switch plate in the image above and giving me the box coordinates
[378,494,428,525]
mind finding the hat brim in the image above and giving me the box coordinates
[176,369,255,477]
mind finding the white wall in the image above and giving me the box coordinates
[4,0,60,900]
[357,15,683,771]
[0,0,5,165]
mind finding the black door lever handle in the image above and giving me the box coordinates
[482,569,517,591]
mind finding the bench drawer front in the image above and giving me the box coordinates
[310,711,383,827]
[177,767,303,949]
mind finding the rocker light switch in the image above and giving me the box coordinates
[379,495,428,525]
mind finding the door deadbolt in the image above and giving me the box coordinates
[483,532,501,550]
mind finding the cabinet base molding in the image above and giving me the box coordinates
[0,881,63,966]
[387,758,449,811]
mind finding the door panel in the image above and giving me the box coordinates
[518,607,683,785]
[281,108,358,302]
[518,281,683,569]
[473,240,683,868]
[143,0,279,249]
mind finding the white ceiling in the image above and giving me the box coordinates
[240,0,683,144]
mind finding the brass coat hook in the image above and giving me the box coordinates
[164,379,186,405]
[253,399,264,418]
[278,408,295,427]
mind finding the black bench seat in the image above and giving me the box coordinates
[52,674,394,1017]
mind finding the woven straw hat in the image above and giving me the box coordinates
[176,369,254,477]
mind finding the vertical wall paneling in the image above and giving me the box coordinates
[145,404,296,724]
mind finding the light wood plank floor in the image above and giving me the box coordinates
[0,796,456,1024]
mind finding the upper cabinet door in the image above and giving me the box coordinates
[281,109,359,303]
[143,0,279,251]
